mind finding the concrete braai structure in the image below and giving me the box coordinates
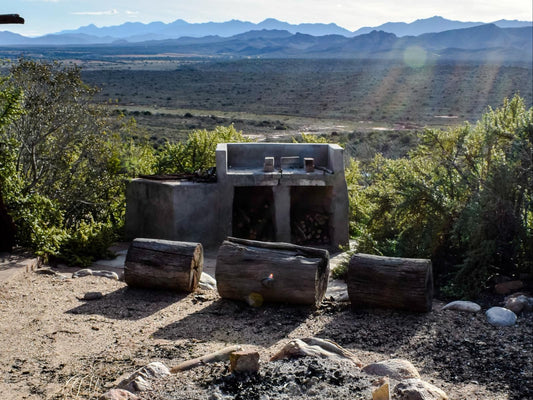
[125,142,349,249]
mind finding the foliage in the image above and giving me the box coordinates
[293,132,330,144]
[0,59,152,263]
[155,124,251,174]
[348,95,532,298]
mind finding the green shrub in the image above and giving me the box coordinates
[348,95,532,298]
[1,59,153,264]
[155,124,251,174]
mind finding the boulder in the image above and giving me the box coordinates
[392,378,448,400]
[504,295,532,314]
[99,389,139,400]
[362,359,420,381]
[494,280,523,295]
[117,362,170,392]
[486,307,517,327]
[441,300,481,313]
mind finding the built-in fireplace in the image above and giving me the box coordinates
[126,142,349,249]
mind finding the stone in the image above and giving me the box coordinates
[372,377,391,400]
[93,270,120,280]
[34,267,60,276]
[504,295,532,314]
[117,362,170,392]
[486,307,517,327]
[271,338,362,366]
[230,350,260,373]
[99,389,139,400]
[494,280,524,295]
[362,359,420,381]
[83,291,103,301]
[72,268,93,278]
[392,378,448,400]
[198,272,217,290]
[441,300,481,313]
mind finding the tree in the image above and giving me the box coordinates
[1,58,153,263]
[0,75,23,251]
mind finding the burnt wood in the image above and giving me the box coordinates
[347,253,433,312]
[216,237,329,307]
[125,238,203,292]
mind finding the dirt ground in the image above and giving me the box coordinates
[0,258,531,400]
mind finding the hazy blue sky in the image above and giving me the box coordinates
[3,0,532,36]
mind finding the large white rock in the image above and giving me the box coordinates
[486,307,517,327]
[117,362,170,392]
[441,300,481,313]
[362,359,420,380]
[198,272,217,290]
[392,378,448,400]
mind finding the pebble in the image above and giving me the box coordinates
[83,291,104,301]
[486,306,517,327]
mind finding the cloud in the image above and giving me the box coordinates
[126,10,140,15]
[71,9,119,16]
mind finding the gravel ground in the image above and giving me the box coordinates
[0,268,531,400]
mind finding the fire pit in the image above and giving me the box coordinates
[126,143,349,249]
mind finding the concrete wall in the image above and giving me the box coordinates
[125,179,219,247]
[125,143,350,251]
[225,143,330,169]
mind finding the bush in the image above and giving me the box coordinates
[348,95,532,298]
[155,124,251,174]
[0,59,153,263]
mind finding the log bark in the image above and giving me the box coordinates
[347,253,433,312]
[125,238,203,292]
[216,237,329,307]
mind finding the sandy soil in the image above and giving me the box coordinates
[0,265,531,400]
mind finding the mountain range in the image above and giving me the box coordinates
[0,17,531,63]
[0,16,531,45]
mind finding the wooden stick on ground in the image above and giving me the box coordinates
[170,345,243,373]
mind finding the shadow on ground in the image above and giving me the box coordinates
[153,298,311,347]
[317,302,533,399]
[66,287,187,320]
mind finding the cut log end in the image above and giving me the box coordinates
[125,238,203,293]
[347,253,433,313]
